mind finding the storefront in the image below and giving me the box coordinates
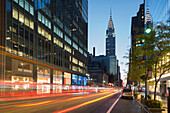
[64,72,71,85]
[84,77,87,86]
[78,76,83,85]
[11,59,33,90]
[37,66,50,84]
[53,70,62,85]
[72,74,78,85]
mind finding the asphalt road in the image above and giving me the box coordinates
[0,91,147,113]
[0,91,121,113]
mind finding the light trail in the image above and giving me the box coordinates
[54,92,118,113]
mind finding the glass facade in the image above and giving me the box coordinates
[0,0,88,89]
[145,0,170,24]
[72,74,78,85]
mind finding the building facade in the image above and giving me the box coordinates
[145,0,170,96]
[0,0,88,90]
[106,12,116,56]
[128,3,145,85]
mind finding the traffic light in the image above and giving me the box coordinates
[145,28,151,34]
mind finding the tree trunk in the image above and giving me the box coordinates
[154,81,158,101]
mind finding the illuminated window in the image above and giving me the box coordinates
[64,45,71,53]
[64,72,71,85]
[38,26,41,34]
[25,1,29,12]
[72,66,77,71]
[13,8,18,19]
[72,58,78,64]
[79,47,83,54]
[30,5,34,15]
[19,0,24,8]
[73,42,78,50]
[65,35,71,45]
[48,34,51,40]
[42,29,45,36]
[54,37,63,48]
[79,61,83,67]
[19,12,24,23]
[30,20,34,29]
[84,52,87,57]
[38,12,41,21]
[25,17,29,26]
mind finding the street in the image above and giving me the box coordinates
[0,90,146,113]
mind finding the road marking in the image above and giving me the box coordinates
[54,92,118,113]
[106,95,121,113]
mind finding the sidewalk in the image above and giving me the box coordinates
[111,97,146,113]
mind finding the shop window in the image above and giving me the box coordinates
[84,77,87,86]
[72,74,77,85]
[19,0,24,8]
[64,72,71,85]
[19,12,24,23]
[13,8,18,19]
[37,66,50,83]
[79,76,83,85]
[53,70,62,84]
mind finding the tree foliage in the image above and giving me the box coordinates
[129,22,170,100]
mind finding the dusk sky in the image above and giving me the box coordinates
[88,0,143,81]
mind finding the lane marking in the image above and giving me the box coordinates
[106,95,121,113]
[54,92,118,113]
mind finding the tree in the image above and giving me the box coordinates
[130,22,170,100]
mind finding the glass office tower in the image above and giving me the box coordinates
[0,0,88,89]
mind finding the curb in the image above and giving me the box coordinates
[134,98,152,113]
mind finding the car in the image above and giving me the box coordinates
[121,88,133,99]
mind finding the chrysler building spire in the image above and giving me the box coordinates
[108,10,114,30]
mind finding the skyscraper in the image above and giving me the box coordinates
[0,0,88,88]
[106,11,116,56]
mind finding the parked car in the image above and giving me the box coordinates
[121,88,133,99]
